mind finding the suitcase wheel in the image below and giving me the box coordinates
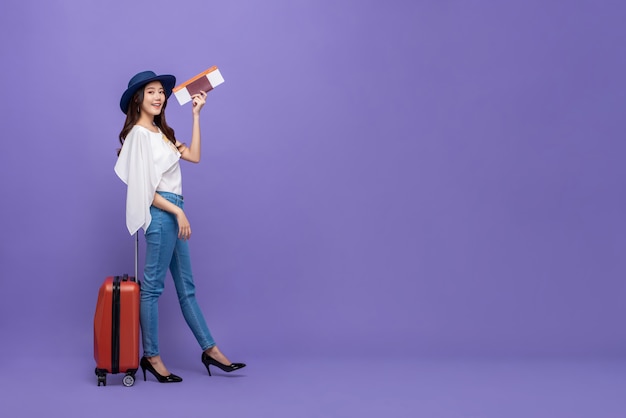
[122,373,135,387]
[95,368,107,386]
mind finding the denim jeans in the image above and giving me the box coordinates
[141,191,216,357]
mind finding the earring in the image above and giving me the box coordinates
[137,106,140,114]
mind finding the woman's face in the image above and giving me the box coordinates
[141,81,166,117]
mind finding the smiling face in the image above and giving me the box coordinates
[140,81,166,117]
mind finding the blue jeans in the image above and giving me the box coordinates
[141,191,216,357]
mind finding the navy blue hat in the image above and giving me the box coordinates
[120,70,176,114]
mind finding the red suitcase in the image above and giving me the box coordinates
[93,236,140,387]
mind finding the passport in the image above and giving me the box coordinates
[173,66,225,105]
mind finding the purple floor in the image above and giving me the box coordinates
[1,354,624,417]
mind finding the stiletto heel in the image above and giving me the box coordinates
[201,352,246,376]
[140,357,183,383]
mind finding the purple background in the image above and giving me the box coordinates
[1,0,625,416]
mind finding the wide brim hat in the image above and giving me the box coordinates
[120,70,176,114]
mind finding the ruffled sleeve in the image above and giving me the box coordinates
[114,126,180,235]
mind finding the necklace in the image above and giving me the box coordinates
[161,132,179,153]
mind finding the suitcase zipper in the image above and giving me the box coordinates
[111,276,121,374]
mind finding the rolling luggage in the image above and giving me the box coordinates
[93,235,140,387]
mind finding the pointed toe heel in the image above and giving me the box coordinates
[201,352,246,376]
[140,357,183,383]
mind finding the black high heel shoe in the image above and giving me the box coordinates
[140,357,183,383]
[201,352,246,376]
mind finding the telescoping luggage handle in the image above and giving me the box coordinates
[118,233,139,283]
[134,233,138,281]
[125,233,139,282]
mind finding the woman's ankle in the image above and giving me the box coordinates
[145,355,162,364]
[204,346,231,365]
[204,346,218,355]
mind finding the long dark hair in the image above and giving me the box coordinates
[117,86,177,155]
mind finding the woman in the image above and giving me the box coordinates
[114,70,245,383]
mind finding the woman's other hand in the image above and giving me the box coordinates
[176,210,192,240]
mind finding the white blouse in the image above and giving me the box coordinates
[114,125,182,235]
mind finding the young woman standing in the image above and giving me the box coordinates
[114,70,245,383]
